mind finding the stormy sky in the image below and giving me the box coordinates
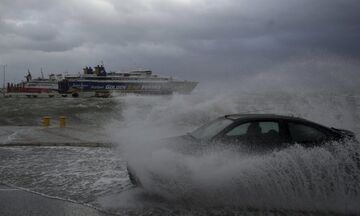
[0,0,360,88]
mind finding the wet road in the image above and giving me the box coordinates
[0,184,110,216]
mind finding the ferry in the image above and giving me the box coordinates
[3,65,198,98]
[5,71,63,98]
[58,65,198,97]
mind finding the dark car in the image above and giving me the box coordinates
[127,114,357,186]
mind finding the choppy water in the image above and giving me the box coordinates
[1,90,360,215]
[0,97,121,126]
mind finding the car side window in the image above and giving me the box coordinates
[288,122,326,143]
[226,123,250,136]
[260,122,280,134]
[226,121,279,136]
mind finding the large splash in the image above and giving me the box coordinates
[107,89,360,214]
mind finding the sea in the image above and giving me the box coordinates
[0,88,360,215]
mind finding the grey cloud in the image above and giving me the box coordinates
[0,0,359,90]
[1,20,58,41]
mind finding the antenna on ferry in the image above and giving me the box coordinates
[26,69,32,82]
[41,67,44,79]
[2,65,6,96]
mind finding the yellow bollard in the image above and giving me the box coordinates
[42,116,51,127]
[59,116,66,128]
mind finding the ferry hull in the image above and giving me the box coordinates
[4,92,59,98]
[4,86,60,98]
[59,80,198,96]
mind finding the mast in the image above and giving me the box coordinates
[2,65,6,96]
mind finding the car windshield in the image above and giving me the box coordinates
[190,118,233,140]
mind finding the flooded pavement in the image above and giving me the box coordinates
[0,147,129,206]
[0,184,109,216]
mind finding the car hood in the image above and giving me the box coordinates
[161,134,211,155]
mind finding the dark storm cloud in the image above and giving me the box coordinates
[0,0,359,86]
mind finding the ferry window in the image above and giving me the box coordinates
[288,123,326,143]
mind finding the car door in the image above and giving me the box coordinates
[286,121,330,146]
[215,120,287,149]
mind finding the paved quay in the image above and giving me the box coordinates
[0,126,112,147]
[0,184,111,216]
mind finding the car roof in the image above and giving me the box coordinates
[224,113,311,122]
[223,113,335,134]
